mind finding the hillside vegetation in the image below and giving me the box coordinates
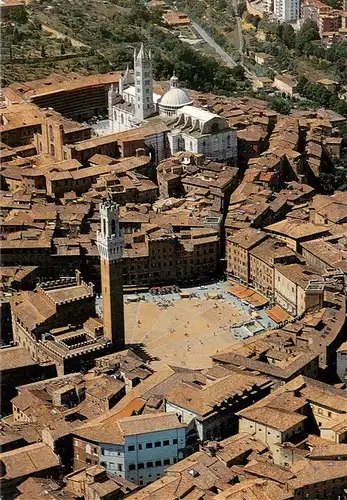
[2,0,244,94]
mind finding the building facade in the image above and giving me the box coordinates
[73,413,186,486]
[274,0,300,21]
[97,196,125,349]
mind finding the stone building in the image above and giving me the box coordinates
[107,44,238,162]
[156,153,239,214]
[108,45,161,133]
[10,272,111,375]
[226,228,268,284]
[238,375,347,456]
[7,72,122,122]
[10,197,128,374]
[167,106,237,162]
[165,371,273,442]
[73,413,186,486]
[274,263,324,316]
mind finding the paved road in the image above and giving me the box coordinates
[191,20,254,80]
[191,21,237,68]
[236,16,243,54]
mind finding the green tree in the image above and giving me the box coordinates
[296,20,320,54]
[281,23,295,50]
[237,0,246,16]
[269,97,291,114]
[60,42,66,55]
[41,45,46,58]
[231,64,245,81]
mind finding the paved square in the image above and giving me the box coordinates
[124,298,251,370]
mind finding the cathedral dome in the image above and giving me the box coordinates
[159,87,193,108]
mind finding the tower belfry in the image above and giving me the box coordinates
[134,43,155,122]
[97,196,125,349]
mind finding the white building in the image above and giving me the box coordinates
[76,412,186,487]
[274,0,299,22]
[168,106,237,162]
[158,73,193,118]
[108,45,162,133]
[107,43,238,162]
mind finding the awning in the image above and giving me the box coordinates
[208,292,218,298]
[227,282,268,307]
[267,305,291,323]
[180,292,191,298]
[227,284,248,296]
[247,292,268,307]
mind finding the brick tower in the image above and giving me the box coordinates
[97,195,125,349]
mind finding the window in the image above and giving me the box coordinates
[138,463,144,469]
[138,444,142,450]
[147,461,153,468]
[109,462,115,469]
[154,441,161,448]
[146,442,153,449]
[128,445,135,451]
[118,464,123,471]
[173,439,178,445]
[155,460,162,467]
[129,464,136,471]
[94,447,97,454]
[163,440,170,446]
[163,459,170,465]
[86,458,92,464]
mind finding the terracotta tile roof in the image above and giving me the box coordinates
[239,406,306,432]
[0,442,60,479]
[167,372,269,418]
[0,347,36,371]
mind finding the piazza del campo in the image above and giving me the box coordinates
[1,0,347,498]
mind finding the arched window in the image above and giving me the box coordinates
[50,143,55,157]
[111,219,116,235]
[49,125,54,141]
[103,219,106,235]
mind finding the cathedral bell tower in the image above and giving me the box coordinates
[134,43,155,122]
[97,196,125,349]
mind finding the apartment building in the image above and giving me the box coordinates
[301,0,345,38]
[264,219,331,251]
[73,413,186,486]
[165,371,273,442]
[238,375,347,456]
[274,263,324,316]
[212,330,320,385]
[226,228,267,284]
[274,0,300,21]
[249,237,297,298]
[273,75,298,96]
